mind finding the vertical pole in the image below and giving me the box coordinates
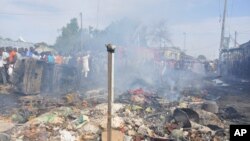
[183,32,186,52]
[219,0,227,75]
[106,44,115,141]
[220,0,227,51]
[234,31,237,48]
[80,12,83,50]
[80,12,83,30]
[96,0,100,29]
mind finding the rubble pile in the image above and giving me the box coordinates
[0,88,232,141]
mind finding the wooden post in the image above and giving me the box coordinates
[106,44,115,141]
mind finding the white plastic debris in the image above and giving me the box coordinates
[212,79,223,84]
[95,103,125,114]
[82,123,100,134]
[59,130,76,141]
[212,79,229,86]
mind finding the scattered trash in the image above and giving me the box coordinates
[196,109,224,128]
[171,129,185,141]
[0,120,15,132]
[82,123,100,135]
[173,108,191,128]
[59,130,76,141]
[220,106,243,119]
[180,108,200,123]
[3,88,230,140]
[201,101,219,114]
[72,114,89,129]
[212,79,229,86]
[0,133,10,141]
[203,95,221,101]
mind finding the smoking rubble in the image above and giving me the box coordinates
[0,63,234,141]
[0,19,247,141]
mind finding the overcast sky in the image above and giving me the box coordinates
[0,0,250,59]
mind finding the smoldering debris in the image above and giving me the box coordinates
[0,23,244,141]
[0,60,239,141]
[0,85,235,141]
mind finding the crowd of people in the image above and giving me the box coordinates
[0,46,91,85]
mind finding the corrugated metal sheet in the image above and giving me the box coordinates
[0,38,34,48]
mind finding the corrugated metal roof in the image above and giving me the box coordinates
[0,38,34,48]
[240,40,250,49]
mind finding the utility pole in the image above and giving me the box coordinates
[96,0,100,29]
[80,12,83,50]
[183,32,186,52]
[219,0,227,52]
[106,44,116,141]
[80,12,83,30]
[234,31,237,48]
[218,0,227,75]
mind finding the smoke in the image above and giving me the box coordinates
[53,17,206,103]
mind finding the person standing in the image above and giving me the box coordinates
[8,47,17,64]
[26,47,33,57]
[15,48,22,60]
[2,48,9,82]
[47,52,55,64]
[55,53,63,64]
[63,54,71,64]
[0,48,7,84]
[82,53,90,78]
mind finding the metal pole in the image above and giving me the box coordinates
[106,44,115,141]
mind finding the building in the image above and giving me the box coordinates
[220,40,250,79]
[163,47,182,60]
[0,38,34,48]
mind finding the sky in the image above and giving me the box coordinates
[0,0,250,59]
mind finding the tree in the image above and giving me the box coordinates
[197,55,207,61]
[132,25,149,47]
[147,21,171,47]
[53,18,172,53]
[104,18,139,46]
[54,18,80,53]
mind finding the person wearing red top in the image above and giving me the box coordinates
[55,54,63,64]
[8,48,16,64]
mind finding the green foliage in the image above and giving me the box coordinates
[54,17,171,54]
[54,18,80,53]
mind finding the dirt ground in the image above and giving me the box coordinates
[205,78,250,124]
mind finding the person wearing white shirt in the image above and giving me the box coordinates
[82,54,90,78]
[0,48,7,84]
[2,49,9,65]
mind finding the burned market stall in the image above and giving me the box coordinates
[220,40,250,79]
[11,58,80,95]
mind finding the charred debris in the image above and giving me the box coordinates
[0,41,248,141]
[0,21,249,140]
